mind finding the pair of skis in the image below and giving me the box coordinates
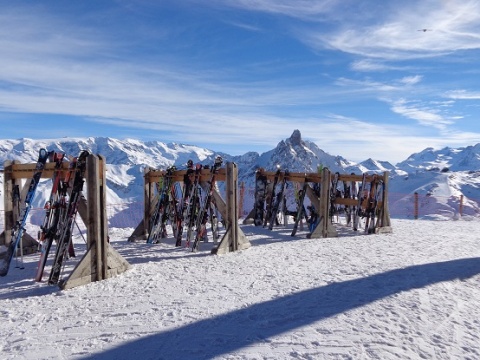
[268,170,289,230]
[47,150,89,285]
[175,162,196,246]
[34,151,69,282]
[291,182,308,236]
[363,175,383,234]
[253,169,268,226]
[0,149,49,277]
[291,172,383,236]
[191,156,223,252]
[355,173,382,234]
[184,164,203,249]
[147,166,177,244]
[258,168,288,230]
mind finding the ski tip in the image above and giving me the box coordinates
[39,148,49,158]
[0,262,9,277]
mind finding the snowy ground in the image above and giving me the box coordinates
[1,218,480,360]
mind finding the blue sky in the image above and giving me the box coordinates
[1,0,480,163]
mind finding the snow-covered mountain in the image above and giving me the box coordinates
[397,144,480,172]
[1,131,480,226]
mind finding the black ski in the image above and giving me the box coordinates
[353,173,367,231]
[264,168,281,227]
[253,169,268,226]
[291,182,308,236]
[329,172,340,223]
[35,151,66,282]
[192,156,223,252]
[175,160,195,247]
[364,175,379,234]
[48,150,89,285]
[343,177,352,226]
[268,170,289,230]
[184,164,202,249]
[147,166,176,244]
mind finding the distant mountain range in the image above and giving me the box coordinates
[1,130,479,227]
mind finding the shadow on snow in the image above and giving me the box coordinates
[80,257,480,360]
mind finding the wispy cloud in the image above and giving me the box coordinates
[445,90,480,100]
[213,0,338,21]
[296,1,480,60]
[350,60,406,72]
[334,75,423,94]
[400,75,422,85]
[222,20,263,32]
[390,99,456,130]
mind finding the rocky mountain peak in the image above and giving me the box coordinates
[288,129,303,147]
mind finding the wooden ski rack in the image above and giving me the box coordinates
[1,154,130,289]
[130,162,251,254]
[249,168,392,237]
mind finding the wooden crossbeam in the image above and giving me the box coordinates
[5,161,105,180]
[254,170,386,184]
[145,168,227,183]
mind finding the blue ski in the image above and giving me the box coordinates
[0,148,49,277]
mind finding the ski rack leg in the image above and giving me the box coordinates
[308,168,337,239]
[1,159,15,248]
[375,171,393,234]
[59,154,131,290]
[212,162,250,255]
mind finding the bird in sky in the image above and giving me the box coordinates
[417,29,432,32]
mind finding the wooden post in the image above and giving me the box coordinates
[91,153,103,279]
[309,167,337,238]
[239,181,245,219]
[414,192,419,219]
[212,162,250,255]
[375,171,392,233]
[60,154,131,290]
[1,160,14,247]
[459,195,464,217]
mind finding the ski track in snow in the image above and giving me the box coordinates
[0,219,479,360]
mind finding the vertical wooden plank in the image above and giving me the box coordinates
[228,163,237,251]
[459,194,464,217]
[2,161,13,246]
[212,162,250,255]
[144,167,152,239]
[380,171,392,228]
[310,168,337,238]
[414,192,419,220]
[238,181,245,219]
[87,154,102,281]
[98,155,108,280]
[320,167,331,237]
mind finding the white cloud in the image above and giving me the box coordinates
[298,1,480,60]
[400,75,422,85]
[390,99,454,130]
[213,0,338,20]
[350,60,405,72]
[445,90,480,100]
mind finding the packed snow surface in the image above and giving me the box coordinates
[1,218,479,359]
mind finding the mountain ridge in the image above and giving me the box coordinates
[1,130,479,222]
